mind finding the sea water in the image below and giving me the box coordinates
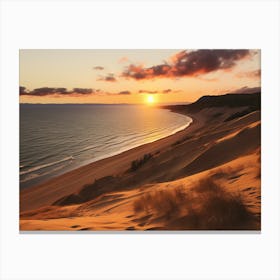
[20,104,192,188]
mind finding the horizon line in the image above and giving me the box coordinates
[20,101,191,105]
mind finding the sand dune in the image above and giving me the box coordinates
[20,152,261,231]
[179,121,260,177]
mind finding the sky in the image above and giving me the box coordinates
[19,49,261,104]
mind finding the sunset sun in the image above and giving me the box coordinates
[146,95,155,104]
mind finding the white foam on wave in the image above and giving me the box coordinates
[20,156,74,176]
[20,162,71,183]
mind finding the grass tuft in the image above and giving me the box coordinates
[130,153,153,172]
[134,177,258,230]
[133,187,189,219]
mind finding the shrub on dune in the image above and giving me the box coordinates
[133,177,258,230]
[130,153,153,172]
[196,188,253,230]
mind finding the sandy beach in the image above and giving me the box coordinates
[20,93,261,230]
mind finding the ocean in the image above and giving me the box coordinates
[20,104,192,188]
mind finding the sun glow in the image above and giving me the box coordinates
[146,95,155,104]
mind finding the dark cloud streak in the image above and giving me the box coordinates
[71,88,93,94]
[117,90,131,95]
[93,66,104,70]
[138,90,158,94]
[97,73,117,82]
[138,89,181,94]
[20,86,28,95]
[20,87,94,96]
[20,87,133,97]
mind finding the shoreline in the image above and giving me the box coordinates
[20,110,203,212]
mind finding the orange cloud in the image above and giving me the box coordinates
[236,69,261,79]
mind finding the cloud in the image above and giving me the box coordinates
[71,88,93,94]
[104,90,131,96]
[122,49,252,80]
[138,89,181,94]
[54,88,68,94]
[229,86,261,94]
[123,64,171,80]
[162,89,172,94]
[117,90,131,95]
[20,87,94,96]
[236,69,261,79]
[93,66,104,70]
[29,87,66,96]
[97,74,117,82]
[20,87,133,97]
[138,90,159,94]
[20,86,28,95]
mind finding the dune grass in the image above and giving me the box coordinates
[130,153,153,172]
[133,187,188,219]
[133,177,258,230]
